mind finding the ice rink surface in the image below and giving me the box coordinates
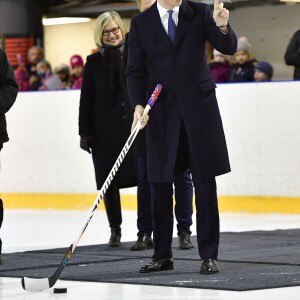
[1,210,300,299]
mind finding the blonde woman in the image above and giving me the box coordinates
[79,11,136,247]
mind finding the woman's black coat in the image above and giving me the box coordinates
[0,49,18,147]
[79,51,136,189]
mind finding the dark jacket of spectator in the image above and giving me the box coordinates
[209,61,231,83]
[230,60,255,82]
[0,49,19,147]
[284,29,300,80]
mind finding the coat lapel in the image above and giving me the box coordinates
[148,4,173,47]
[173,0,193,48]
[148,0,193,48]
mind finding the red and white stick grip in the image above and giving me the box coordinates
[143,84,162,116]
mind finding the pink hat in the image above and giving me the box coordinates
[70,55,84,68]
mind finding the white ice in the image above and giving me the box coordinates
[1,210,300,300]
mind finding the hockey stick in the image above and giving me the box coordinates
[21,84,162,292]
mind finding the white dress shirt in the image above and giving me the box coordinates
[156,1,179,34]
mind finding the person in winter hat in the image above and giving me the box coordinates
[230,36,255,82]
[70,55,84,68]
[254,61,274,81]
[55,63,71,89]
[70,55,84,89]
[237,36,252,52]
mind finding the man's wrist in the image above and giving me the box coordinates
[217,24,228,28]
[217,24,229,34]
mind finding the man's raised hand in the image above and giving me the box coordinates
[213,0,229,27]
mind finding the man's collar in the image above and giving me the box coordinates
[157,1,180,16]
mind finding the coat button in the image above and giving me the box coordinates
[121,101,125,106]
[122,115,127,119]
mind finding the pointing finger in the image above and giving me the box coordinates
[214,0,219,10]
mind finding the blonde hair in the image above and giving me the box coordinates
[136,0,142,11]
[94,11,127,47]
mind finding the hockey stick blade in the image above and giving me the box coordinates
[21,277,50,292]
[21,84,162,292]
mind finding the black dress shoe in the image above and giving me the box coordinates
[139,258,174,273]
[130,234,153,251]
[178,233,194,250]
[108,226,121,247]
[200,258,219,274]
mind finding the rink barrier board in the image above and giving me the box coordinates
[1,193,300,213]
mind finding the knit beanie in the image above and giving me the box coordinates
[70,55,84,68]
[237,36,252,52]
[54,64,70,76]
[255,61,274,79]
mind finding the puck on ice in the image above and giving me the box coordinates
[53,288,67,294]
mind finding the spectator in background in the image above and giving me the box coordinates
[284,29,300,80]
[79,11,136,248]
[254,61,274,82]
[209,49,231,83]
[26,45,44,90]
[14,53,29,91]
[54,64,71,89]
[230,36,255,82]
[14,65,29,91]
[0,49,18,264]
[70,55,84,89]
[36,60,51,90]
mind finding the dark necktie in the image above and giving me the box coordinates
[167,10,176,44]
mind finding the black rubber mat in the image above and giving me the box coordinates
[1,229,299,291]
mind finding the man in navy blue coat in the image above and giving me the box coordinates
[126,0,237,274]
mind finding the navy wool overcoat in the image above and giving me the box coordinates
[126,0,237,182]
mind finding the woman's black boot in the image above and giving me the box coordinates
[108,225,121,247]
[103,185,122,247]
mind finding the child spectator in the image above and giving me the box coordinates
[230,37,255,82]
[36,60,53,90]
[254,61,274,82]
[54,63,71,89]
[209,49,231,83]
[70,54,84,89]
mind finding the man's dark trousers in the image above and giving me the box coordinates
[150,124,220,260]
[137,154,193,237]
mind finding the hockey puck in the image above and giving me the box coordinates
[53,288,67,294]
